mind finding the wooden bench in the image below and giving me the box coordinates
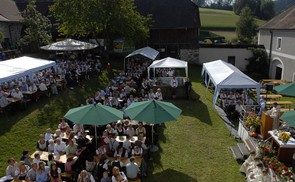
[230,146,244,160]
[280,108,294,112]
[237,143,250,157]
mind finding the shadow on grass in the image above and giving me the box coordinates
[142,168,198,182]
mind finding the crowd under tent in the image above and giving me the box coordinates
[124,46,159,70]
[148,57,188,85]
[0,56,56,84]
[201,60,260,106]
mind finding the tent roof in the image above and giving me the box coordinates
[40,39,98,51]
[274,82,295,97]
[126,46,159,60]
[202,60,259,88]
[148,57,188,68]
[0,56,56,83]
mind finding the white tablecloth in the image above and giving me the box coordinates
[268,130,295,148]
[238,122,250,141]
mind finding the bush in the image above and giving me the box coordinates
[246,47,269,76]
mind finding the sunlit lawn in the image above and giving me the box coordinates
[0,60,246,181]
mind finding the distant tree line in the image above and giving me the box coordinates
[273,0,295,13]
[233,0,275,20]
[196,0,234,10]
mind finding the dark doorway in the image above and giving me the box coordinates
[228,56,236,66]
[275,66,282,79]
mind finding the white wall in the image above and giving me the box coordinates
[198,47,253,71]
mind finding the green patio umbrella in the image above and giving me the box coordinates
[280,111,295,128]
[125,100,182,151]
[274,82,295,97]
[64,104,123,146]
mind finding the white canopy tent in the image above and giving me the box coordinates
[125,46,159,60]
[124,46,159,70]
[148,57,188,79]
[201,60,260,106]
[0,56,56,84]
[40,39,98,51]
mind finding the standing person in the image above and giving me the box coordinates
[266,102,281,129]
[170,76,178,99]
[184,78,192,99]
[106,63,111,74]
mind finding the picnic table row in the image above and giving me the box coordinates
[30,150,142,167]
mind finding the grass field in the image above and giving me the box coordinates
[200,8,266,30]
[200,8,266,40]
[0,60,246,181]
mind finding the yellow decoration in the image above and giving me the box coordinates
[279,132,291,143]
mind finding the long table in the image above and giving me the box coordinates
[30,151,77,164]
[266,100,293,109]
[94,155,142,167]
[7,97,21,103]
[268,130,295,166]
[260,94,282,100]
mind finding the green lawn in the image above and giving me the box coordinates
[0,61,245,181]
[200,8,266,30]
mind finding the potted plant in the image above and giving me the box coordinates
[245,113,261,132]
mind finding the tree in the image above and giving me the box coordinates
[20,0,52,50]
[234,0,257,15]
[236,6,258,44]
[0,31,4,43]
[50,0,151,59]
[246,47,269,76]
[260,0,275,20]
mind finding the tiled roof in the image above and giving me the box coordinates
[135,0,200,29]
[0,0,22,22]
[259,4,295,30]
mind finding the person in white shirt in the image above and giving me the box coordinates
[54,138,67,155]
[44,128,53,141]
[148,89,155,100]
[0,92,10,108]
[170,76,178,99]
[266,102,280,129]
[12,88,23,100]
[39,81,48,91]
[154,88,163,101]
[125,124,135,137]
[28,82,38,92]
[77,170,95,182]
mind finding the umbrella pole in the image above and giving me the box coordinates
[150,124,159,152]
[95,126,98,149]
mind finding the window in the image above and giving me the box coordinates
[277,38,282,50]
[228,56,235,66]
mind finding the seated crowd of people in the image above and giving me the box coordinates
[6,117,150,181]
[4,53,171,181]
[0,53,102,112]
[218,89,257,120]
